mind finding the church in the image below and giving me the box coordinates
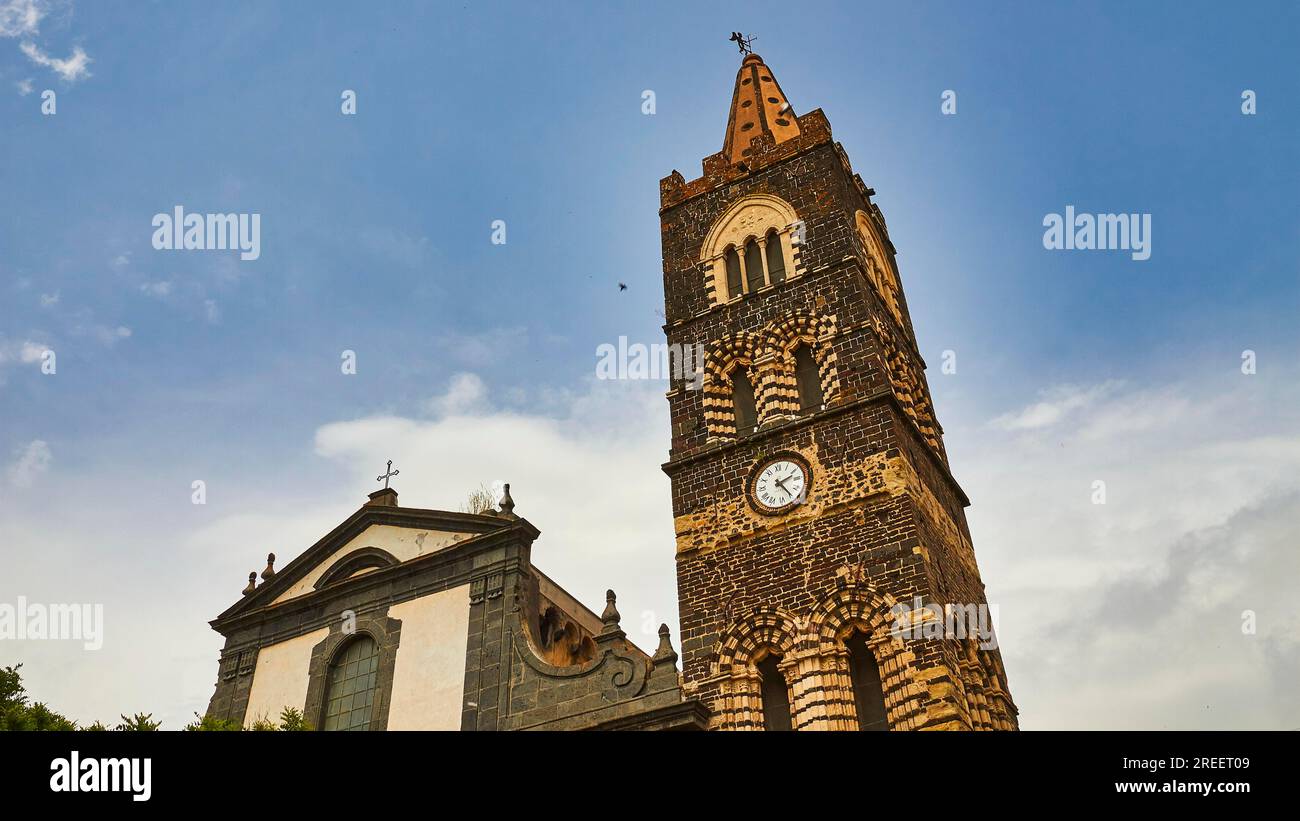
[204,49,1018,731]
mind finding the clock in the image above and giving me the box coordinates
[748,453,811,514]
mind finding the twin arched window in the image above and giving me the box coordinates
[756,635,887,731]
[703,195,799,305]
[724,230,787,300]
[729,345,823,436]
[322,635,380,731]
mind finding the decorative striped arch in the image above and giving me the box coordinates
[760,311,841,417]
[701,331,765,439]
[803,580,928,731]
[871,317,940,452]
[709,605,802,731]
[699,312,843,440]
[855,210,903,325]
[714,605,802,672]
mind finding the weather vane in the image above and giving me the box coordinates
[729,32,756,56]
[376,459,399,489]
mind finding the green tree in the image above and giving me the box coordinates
[183,712,242,731]
[3,664,313,731]
[0,664,78,731]
[187,707,311,731]
[277,707,311,731]
[114,713,161,731]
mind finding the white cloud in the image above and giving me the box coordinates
[39,290,58,306]
[0,0,44,38]
[7,439,51,487]
[990,381,1121,431]
[139,281,173,298]
[70,323,131,345]
[427,372,487,416]
[2,3,92,84]
[204,299,220,324]
[19,340,44,362]
[314,375,677,646]
[19,40,90,82]
[0,375,675,727]
[2,358,1296,731]
[0,336,50,367]
[90,325,131,344]
[956,368,1300,728]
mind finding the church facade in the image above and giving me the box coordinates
[205,52,1017,731]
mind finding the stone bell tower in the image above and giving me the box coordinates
[658,50,1017,730]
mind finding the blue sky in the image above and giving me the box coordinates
[2,1,1298,728]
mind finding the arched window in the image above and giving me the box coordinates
[725,247,743,299]
[794,345,823,412]
[732,370,757,435]
[702,194,799,304]
[845,631,888,731]
[743,239,764,293]
[757,654,792,731]
[322,635,380,731]
[765,230,785,284]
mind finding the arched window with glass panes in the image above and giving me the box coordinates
[321,635,380,731]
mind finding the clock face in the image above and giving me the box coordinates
[750,456,810,514]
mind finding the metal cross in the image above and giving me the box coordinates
[729,32,756,55]
[376,460,399,489]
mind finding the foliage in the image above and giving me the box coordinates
[462,482,498,515]
[0,664,78,731]
[248,715,278,731]
[189,707,311,731]
[183,712,241,731]
[3,663,312,731]
[115,712,161,731]
[277,707,311,731]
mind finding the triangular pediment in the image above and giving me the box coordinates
[214,502,525,624]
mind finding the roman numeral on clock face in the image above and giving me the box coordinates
[751,457,808,512]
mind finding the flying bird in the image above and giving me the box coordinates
[618,282,628,291]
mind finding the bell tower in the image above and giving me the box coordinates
[659,51,1017,730]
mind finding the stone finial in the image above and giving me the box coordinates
[652,623,679,666]
[261,552,277,581]
[242,572,257,596]
[600,589,621,629]
[498,483,516,518]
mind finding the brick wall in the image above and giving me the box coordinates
[658,103,1017,730]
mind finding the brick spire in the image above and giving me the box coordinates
[721,53,801,165]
